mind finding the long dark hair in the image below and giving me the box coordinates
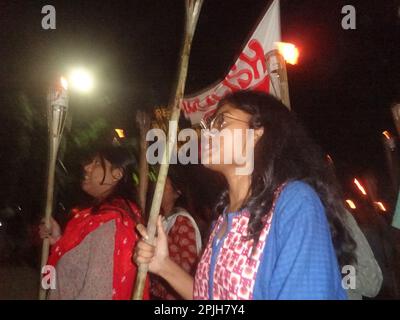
[80,144,139,219]
[214,91,356,267]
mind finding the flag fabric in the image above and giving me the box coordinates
[181,0,281,125]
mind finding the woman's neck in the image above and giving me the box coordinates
[161,202,175,218]
[225,172,251,213]
[94,189,114,204]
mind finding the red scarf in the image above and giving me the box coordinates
[48,198,149,300]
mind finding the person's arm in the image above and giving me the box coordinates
[343,211,383,298]
[135,216,194,299]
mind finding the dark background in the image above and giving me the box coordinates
[1,0,399,180]
[0,0,399,299]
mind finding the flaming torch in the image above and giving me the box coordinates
[38,77,69,300]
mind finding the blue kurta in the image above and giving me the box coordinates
[207,181,347,300]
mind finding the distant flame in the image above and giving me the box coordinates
[115,129,125,138]
[346,199,356,210]
[60,77,68,90]
[276,42,299,65]
[354,178,367,196]
[374,201,387,212]
[382,131,391,140]
[326,154,333,164]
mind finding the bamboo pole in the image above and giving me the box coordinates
[265,49,291,110]
[276,52,291,109]
[39,81,69,300]
[136,111,151,213]
[132,0,204,300]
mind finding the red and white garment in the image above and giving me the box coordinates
[47,198,150,300]
[194,186,284,300]
[151,209,201,299]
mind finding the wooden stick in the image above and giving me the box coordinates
[276,52,291,110]
[136,111,151,213]
[38,141,58,300]
[265,50,291,110]
[39,85,68,299]
[132,0,203,300]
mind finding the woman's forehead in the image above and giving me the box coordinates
[217,103,250,119]
[91,154,110,165]
[217,103,234,114]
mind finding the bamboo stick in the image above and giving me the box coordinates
[265,49,291,110]
[136,111,151,213]
[276,52,291,109]
[38,142,57,300]
[132,0,203,300]
[39,83,68,300]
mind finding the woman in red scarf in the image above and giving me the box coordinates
[39,145,149,300]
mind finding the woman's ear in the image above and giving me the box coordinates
[254,127,264,144]
[112,168,123,181]
[173,188,182,201]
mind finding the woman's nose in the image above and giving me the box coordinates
[83,162,92,173]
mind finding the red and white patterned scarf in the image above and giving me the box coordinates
[47,198,149,300]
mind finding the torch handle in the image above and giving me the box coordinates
[131,1,203,300]
[39,146,56,300]
[132,263,149,300]
[136,111,151,213]
[276,53,291,110]
[38,136,59,300]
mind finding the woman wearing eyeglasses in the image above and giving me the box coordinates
[135,90,356,300]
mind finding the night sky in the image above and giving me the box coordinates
[1,0,400,194]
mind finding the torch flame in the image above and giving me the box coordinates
[382,131,391,140]
[374,201,387,212]
[60,77,68,90]
[354,178,367,196]
[276,42,299,65]
[346,199,356,210]
[115,129,125,138]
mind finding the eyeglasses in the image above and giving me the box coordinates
[200,112,248,131]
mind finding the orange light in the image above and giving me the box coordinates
[354,178,367,196]
[346,199,356,210]
[382,131,391,140]
[276,42,299,65]
[60,77,68,90]
[374,201,387,212]
[115,129,125,138]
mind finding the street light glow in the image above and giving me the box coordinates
[276,42,299,65]
[69,68,94,92]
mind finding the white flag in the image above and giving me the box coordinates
[182,0,281,125]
